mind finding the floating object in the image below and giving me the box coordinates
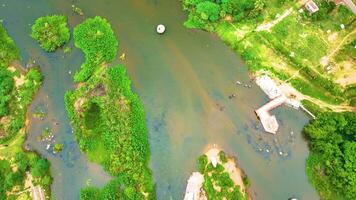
[119,53,126,60]
[46,144,50,150]
[68,70,72,74]
[288,198,298,200]
[156,24,166,34]
[229,94,237,99]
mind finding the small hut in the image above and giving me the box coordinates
[305,0,319,13]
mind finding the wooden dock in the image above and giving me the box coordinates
[255,95,287,134]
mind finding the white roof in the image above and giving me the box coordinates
[256,75,282,99]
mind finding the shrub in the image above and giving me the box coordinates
[218,151,228,163]
[197,155,208,173]
[31,15,70,52]
[73,16,118,82]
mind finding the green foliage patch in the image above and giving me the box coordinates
[0,153,51,199]
[73,16,118,82]
[0,23,19,67]
[31,15,70,52]
[304,112,356,200]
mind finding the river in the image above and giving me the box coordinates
[0,0,318,200]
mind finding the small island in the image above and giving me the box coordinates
[184,147,250,200]
[31,15,70,52]
[65,16,155,199]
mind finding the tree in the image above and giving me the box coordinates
[0,68,14,117]
[31,158,49,178]
[0,23,19,66]
[304,112,356,200]
[196,2,221,22]
[31,15,70,52]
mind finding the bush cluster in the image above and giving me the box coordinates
[31,15,70,52]
[183,0,260,30]
[0,153,51,199]
[73,16,118,82]
[304,112,356,200]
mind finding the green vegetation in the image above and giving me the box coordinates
[0,152,51,199]
[182,3,355,199]
[0,23,42,143]
[65,16,155,199]
[41,127,51,139]
[218,151,228,163]
[31,15,70,52]
[53,143,63,153]
[0,67,14,117]
[0,23,51,199]
[196,151,247,200]
[182,0,356,107]
[73,16,118,82]
[0,23,18,118]
[0,24,19,67]
[304,112,356,200]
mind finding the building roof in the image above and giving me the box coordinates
[341,0,356,14]
[305,0,319,13]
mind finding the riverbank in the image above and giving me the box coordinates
[0,22,51,199]
[182,0,356,111]
[184,147,250,200]
[181,1,355,200]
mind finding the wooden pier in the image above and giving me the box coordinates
[255,95,287,134]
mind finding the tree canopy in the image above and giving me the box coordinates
[0,23,19,67]
[183,0,260,29]
[304,112,356,200]
[0,69,14,117]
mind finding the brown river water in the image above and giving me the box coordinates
[0,0,318,199]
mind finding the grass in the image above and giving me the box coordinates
[206,1,356,108]
[0,130,25,158]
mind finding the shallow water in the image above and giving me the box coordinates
[1,0,318,200]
